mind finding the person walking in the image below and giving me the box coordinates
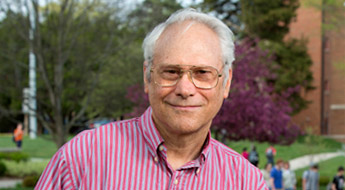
[270,159,284,190]
[282,161,296,190]
[249,145,259,167]
[302,163,319,190]
[261,163,273,189]
[241,147,249,160]
[266,145,277,166]
[332,166,344,190]
[13,123,23,149]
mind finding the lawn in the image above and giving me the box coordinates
[0,134,58,158]
[223,135,343,169]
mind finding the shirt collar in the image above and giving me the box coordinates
[139,106,212,164]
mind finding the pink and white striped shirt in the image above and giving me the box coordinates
[36,107,268,190]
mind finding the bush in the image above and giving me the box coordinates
[23,175,40,187]
[2,160,49,177]
[0,161,6,176]
[295,175,330,188]
[0,152,29,162]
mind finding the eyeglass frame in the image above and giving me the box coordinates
[149,64,223,89]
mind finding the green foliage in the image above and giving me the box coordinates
[0,161,6,176]
[2,160,49,177]
[0,152,29,163]
[241,0,299,41]
[23,175,40,187]
[260,39,314,113]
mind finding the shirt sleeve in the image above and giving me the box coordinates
[35,146,75,190]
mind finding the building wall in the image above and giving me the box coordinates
[288,1,345,142]
[287,2,322,134]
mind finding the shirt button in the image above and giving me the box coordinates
[196,168,200,174]
[154,156,159,162]
[174,179,178,185]
[159,145,164,151]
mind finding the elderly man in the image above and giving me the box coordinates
[36,9,267,190]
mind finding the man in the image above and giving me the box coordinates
[332,166,344,190]
[270,159,284,190]
[13,123,23,149]
[302,163,319,190]
[282,161,296,190]
[35,8,268,189]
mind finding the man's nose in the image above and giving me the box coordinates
[174,72,196,98]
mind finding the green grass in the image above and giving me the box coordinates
[3,160,50,177]
[295,156,345,178]
[223,135,343,168]
[0,134,58,159]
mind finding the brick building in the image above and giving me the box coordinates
[287,1,345,142]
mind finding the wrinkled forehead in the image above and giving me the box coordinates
[154,20,221,54]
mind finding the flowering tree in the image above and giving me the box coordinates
[213,39,300,145]
[126,39,300,145]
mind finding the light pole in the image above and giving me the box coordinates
[28,0,37,139]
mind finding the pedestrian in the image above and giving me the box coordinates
[35,8,268,190]
[242,147,249,160]
[302,163,319,190]
[270,159,284,190]
[249,145,260,167]
[13,123,23,149]
[332,166,344,190]
[282,161,296,190]
[261,163,273,189]
[266,145,277,166]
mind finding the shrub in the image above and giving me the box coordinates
[0,161,6,176]
[23,175,40,187]
[3,160,49,177]
[0,152,29,162]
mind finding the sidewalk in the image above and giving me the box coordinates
[0,178,22,189]
[290,151,345,171]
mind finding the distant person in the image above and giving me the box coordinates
[13,123,23,149]
[242,147,249,160]
[270,159,284,190]
[302,163,319,190]
[332,166,344,190]
[266,145,277,166]
[249,145,259,167]
[261,163,273,189]
[282,161,296,190]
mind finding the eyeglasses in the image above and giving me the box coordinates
[150,64,222,89]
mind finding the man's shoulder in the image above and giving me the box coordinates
[209,138,243,158]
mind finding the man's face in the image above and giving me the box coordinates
[144,21,232,136]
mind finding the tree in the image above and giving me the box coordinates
[213,40,300,145]
[0,0,128,147]
[201,0,314,114]
[87,0,183,118]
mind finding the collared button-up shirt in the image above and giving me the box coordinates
[36,107,268,190]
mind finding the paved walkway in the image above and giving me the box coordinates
[0,178,22,189]
[290,151,345,171]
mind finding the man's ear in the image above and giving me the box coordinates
[143,61,149,94]
[223,69,232,99]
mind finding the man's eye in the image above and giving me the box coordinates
[194,69,211,75]
[162,69,179,75]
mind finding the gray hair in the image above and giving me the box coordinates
[142,8,235,86]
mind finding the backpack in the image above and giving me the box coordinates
[266,148,273,157]
[249,151,258,162]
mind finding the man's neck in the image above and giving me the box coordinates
[155,123,210,171]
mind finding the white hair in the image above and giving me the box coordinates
[142,8,235,86]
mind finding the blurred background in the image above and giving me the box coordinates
[0,0,344,189]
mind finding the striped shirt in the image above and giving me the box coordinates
[36,107,268,190]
